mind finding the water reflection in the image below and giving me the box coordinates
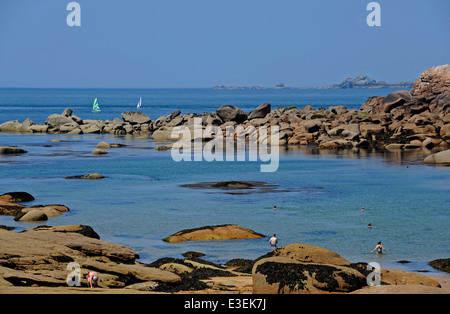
[284,145,449,169]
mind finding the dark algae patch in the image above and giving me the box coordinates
[256,262,365,294]
[147,257,236,293]
[256,262,310,293]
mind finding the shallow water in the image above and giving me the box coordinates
[0,132,449,278]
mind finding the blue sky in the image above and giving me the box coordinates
[0,0,448,88]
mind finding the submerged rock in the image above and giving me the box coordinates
[96,142,111,150]
[180,181,292,195]
[65,173,105,180]
[182,181,265,189]
[154,144,173,151]
[182,251,205,258]
[92,149,107,155]
[0,147,27,154]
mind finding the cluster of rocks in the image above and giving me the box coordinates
[1,65,449,163]
[1,222,448,294]
[151,65,450,164]
[0,109,157,135]
[0,225,181,290]
[358,65,450,151]
[0,192,69,222]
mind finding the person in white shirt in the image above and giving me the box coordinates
[269,234,278,249]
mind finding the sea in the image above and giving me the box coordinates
[0,88,449,278]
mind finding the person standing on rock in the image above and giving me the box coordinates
[269,234,278,249]
[87,271,99,288]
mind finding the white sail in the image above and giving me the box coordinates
[137,97,142,108]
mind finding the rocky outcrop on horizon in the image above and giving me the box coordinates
[323,75,415,90]
[212,75,415,90]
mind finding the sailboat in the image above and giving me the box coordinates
[137,97,142,109]
[92,98,101,112]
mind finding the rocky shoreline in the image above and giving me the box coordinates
[1,191,449,294]
[0,223,449,294]
[1,65,450,164]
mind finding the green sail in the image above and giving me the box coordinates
[92,98,100,112]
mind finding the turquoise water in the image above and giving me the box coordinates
[0,88,449,278]
[0,133,449,277]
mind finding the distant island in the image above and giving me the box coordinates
[212,76,416,90]
[319,75,416,90]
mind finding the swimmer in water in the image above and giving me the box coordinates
[371,241,388,254]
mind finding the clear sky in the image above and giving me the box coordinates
[0,0,448,88]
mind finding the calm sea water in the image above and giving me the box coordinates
[0,88,449,278]
[0,87,402,124]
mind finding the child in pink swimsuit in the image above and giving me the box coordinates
[87,271,99,288]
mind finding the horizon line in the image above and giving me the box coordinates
[0,78,416,90]
[0,85,412,90]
